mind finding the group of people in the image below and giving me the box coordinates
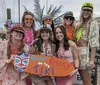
[0,2,99,85]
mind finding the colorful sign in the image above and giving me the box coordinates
[13,53,75,76]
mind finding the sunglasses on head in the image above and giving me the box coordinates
[24,18,33,21]
[44,18,52,22]
[64,16,74,20]
[82,9,92,12]
[15,30,24,34]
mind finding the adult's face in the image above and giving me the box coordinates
[63,16,74,26]
[41,30,50,41]
[82,9,92,19]
[43,18,52,25]
[55,27,64,42]
[24,15,34,27]
[11,30,24,40]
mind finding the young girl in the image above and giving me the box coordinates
[1,25,28,85]
[29,26,56,85]
[54,25,79,85]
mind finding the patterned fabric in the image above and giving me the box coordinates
[0,40,28,85]
[78,47,89,70]
[23,28,34,45]
[88,20,99,47]
[77,20,99,70]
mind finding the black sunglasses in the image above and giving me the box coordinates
[15,30,24,34]
[82,9,92,12]
[64,16,74,20]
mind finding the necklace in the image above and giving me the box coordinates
[10,42,21,54]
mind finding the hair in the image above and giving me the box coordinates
[7,30,25,59]
[42,19,56,41]
[21,11,36,38]
[54,25,69,54]
[77,9,93,35]
[33,28,53,54]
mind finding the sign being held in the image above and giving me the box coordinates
[13,53,75,76]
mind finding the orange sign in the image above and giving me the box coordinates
[24,54,75,76]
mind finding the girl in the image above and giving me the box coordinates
[29,26,56,85]
[75,2,99,85]
[54,25,79,85]
[63,11,75,41]
[1,25,28,85]
[22,11,37,46]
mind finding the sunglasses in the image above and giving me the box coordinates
[15,30,24,34]
[24,18,33,21]
[64,16,74,20]
[44,18,52,22]
[82,9,92,12]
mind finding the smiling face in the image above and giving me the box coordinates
[63,16,74,26]
[82,9,92,19]
[55,27,64,42]
[43,18,53,25]
[40,30,50,41]
[24,15,34,27]
[11,30,24,41]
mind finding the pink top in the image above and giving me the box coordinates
[57,47,73,62]
[23,28,34,45]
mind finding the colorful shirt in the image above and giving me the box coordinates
[23,28,34,45]
[66,26,73,40]
[0,40,28,85]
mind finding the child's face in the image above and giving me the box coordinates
[11,30,24,40]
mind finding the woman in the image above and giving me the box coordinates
[43,14,55,40]
[75,2,99,85]
[22,11,37,85]
[0,25,28,85]
[22,11,37,46]
[63,11,75,41]
[29,26,55,85]
[54,25,79,85]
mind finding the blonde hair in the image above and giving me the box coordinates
[77,9,93,35]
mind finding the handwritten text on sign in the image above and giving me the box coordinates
[25,54,75,76]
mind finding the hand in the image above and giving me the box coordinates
[6,59,11,64]
[69,69,78,77]
[88,61,95,70]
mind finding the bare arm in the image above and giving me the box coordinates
[69,40,79,68]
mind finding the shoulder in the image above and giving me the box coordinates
[68,40,77,49]
[74,20,81,29]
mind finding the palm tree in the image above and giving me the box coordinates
[34,0,62,24]
[23,0,62,24]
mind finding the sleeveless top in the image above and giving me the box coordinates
[57,47,73,62]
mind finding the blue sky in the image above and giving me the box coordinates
[0,0,100,24]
